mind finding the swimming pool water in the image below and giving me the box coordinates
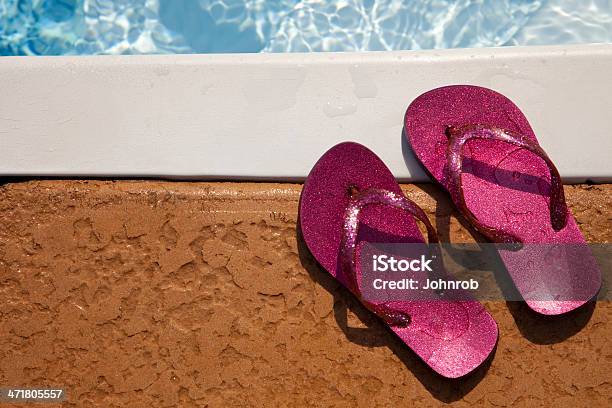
[1,0,610,55]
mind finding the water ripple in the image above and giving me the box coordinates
[0,0,609,55]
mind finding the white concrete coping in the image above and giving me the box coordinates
[1,43,610,182]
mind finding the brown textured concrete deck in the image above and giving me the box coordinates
[0,181,610,407]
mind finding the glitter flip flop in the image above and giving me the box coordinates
[404,85,601,315]
[299,142,498,378]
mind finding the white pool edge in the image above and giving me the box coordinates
[1,43,611,182]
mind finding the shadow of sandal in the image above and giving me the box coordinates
[505,300,596,344]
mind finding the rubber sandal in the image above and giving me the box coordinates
[404,85,601,315]
[299,142,498,378]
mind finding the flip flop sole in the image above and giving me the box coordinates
[404,85,601,315]
[300,142,498,378]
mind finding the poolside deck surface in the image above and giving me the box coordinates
[0,181,609,407]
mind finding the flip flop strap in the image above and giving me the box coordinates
[446,124,568,244]
[339,188,438,327]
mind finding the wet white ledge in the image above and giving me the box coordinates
[0,44,611,182]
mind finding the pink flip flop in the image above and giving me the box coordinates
[299,142,498,378]
[404,85,601,315]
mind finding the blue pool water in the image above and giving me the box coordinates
[1,0,610,55]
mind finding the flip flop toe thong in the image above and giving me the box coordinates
[404,85,601,315]
[299,142,498,378]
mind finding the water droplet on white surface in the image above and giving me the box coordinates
[323,101,357,118]
[349,65,378,99]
